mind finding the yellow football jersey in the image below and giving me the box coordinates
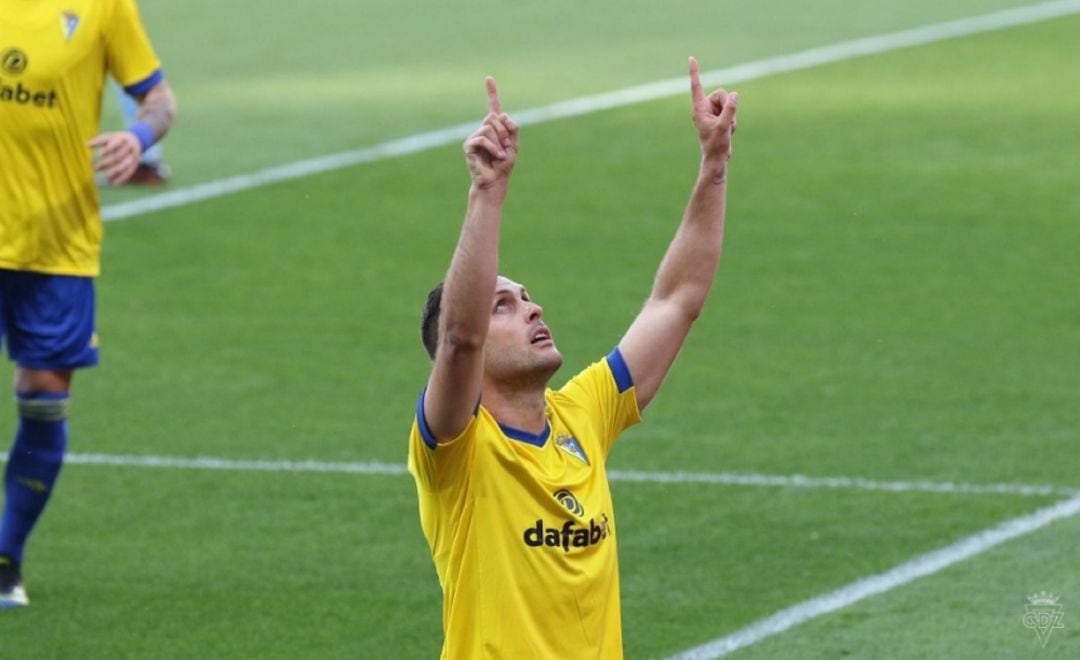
[409,349,642,659]
[0,0,161,276]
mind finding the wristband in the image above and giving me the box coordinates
[128,121,156,153]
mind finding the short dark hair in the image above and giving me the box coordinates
[420,281,444,360]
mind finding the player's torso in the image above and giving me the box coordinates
[0,0,109,274]
[471,404,615,558]
[1,0,107,141]
[444,399,622,658]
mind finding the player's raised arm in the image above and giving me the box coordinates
[617,57,739,411]
[423,77,521,442]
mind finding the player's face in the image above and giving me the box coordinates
[484,276,563,383]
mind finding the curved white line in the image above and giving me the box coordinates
[668,493,1080,658]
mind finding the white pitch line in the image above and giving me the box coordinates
[668,492,1080,659]
[606,469,1078,498]
[14,453,1069,498]
[101,0,1080,222]
[62,452,409,476]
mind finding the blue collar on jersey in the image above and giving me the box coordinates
[498,421,551,447]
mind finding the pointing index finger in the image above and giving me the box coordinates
[485,76,501,114]
[688,56,705,107]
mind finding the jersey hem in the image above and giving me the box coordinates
[0,262,100,277]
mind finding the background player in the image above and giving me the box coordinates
[408,57,738,657]
[0,0,177,608]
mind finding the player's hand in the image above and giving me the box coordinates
[88,131,143,186]
[464,77,519,190]
[689,57,739,163]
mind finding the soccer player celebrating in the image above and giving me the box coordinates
[409,58,738,658]
[0,0,176,608]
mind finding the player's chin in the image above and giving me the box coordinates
[533,344,563,369]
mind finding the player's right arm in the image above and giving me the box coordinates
[88,0,175,184]
[89,80,177,185]
[423,78,520,442]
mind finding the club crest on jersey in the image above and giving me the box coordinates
[61,11,80,41]
[555,434,588,465]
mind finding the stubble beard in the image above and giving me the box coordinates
[487,345,563,391]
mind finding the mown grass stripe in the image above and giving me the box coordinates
[101,0,1080,222]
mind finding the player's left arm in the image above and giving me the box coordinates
[617,56,739,412]
[88,80,177,186]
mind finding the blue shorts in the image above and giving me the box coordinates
[0,269,99,370]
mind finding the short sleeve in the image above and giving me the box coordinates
[556,348,642,457]
[407,389,478,492]
[104,0,163,93]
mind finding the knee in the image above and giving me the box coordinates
[13,368,72,395]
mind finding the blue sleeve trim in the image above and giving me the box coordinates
[416,389,438,450]
[123,69,163,97]
[606,347,634,393]
[416,389,480,450]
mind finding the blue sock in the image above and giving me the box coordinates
[0,392,70,564]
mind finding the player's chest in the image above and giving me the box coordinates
[0,2,101,85]
[482,418,598,488]
[475,423,615,553]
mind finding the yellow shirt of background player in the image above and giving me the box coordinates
[409,351,642,659]
[0,0,160,276]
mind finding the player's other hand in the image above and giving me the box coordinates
[688,57,739,163]
[88,131,142,186]
[464,76,519,190]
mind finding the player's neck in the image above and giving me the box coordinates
[482,384,547,436]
